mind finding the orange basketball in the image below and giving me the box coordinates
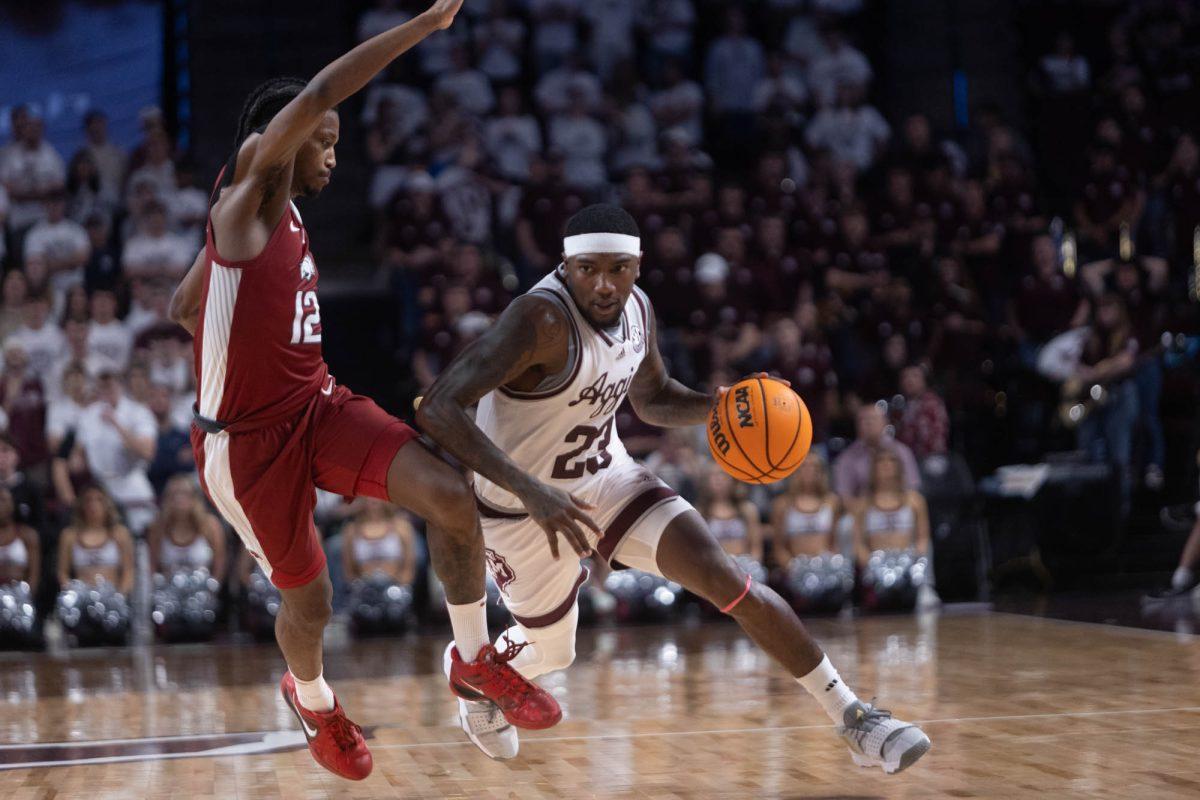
[706,378,813,484]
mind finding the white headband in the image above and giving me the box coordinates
[563,232,641,257]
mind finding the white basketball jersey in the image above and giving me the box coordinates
[474,268,650,512]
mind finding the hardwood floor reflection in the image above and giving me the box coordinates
[2,611,1199,799]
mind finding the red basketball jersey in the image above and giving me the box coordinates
[193,200,330,429]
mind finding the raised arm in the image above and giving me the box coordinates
[248,1,461,186]
[416,294,600,558]
[627,300,713,427]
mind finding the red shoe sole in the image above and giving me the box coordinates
[448,678,563,730]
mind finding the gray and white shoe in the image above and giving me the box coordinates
[838,700,930,774]
[443,642,520,760]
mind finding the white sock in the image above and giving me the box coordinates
[447,596,490,662]
[796,655,859,724]
[292,670,335,713]
[1172,566,1195,591]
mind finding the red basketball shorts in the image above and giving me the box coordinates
[192,385,418,589]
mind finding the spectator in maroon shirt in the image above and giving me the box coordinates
[641,226,696,328]
[825,206,888,300]
[0,342,48,476]
[1009,234,1088,350]
[1159,134,1200,271]
[766,311,837,443]
[1074,143,1143,259]
[896,364,949,460]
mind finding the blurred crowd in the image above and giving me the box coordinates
[2,0,1200,646]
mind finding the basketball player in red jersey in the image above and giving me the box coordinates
[418,205,930,772]
[167,1,559,780]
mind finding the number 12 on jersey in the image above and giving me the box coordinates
[291,290,322,344]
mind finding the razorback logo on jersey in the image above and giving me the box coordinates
[485,547,516,592]
[568,369,635,418]
[299,253,316,282]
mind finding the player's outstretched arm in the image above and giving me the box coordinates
[417,295,600,558]
[248,0,463,183]
[627,302,713,428]
[168,248,207,336]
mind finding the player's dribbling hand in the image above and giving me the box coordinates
[424,0,465,30]
[715,372,791,400]
[519,481,601,560]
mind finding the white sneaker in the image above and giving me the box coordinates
[839,700,931,774]
[917,584,942,610]
[442,642,520,760]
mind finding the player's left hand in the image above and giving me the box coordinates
[714,373,791,400]
[424,0,465,30]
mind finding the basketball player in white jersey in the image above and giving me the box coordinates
[417,205,930,773]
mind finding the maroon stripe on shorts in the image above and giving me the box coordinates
[475,495,528,520]
[596,486,678,562]
[511,566,590,628]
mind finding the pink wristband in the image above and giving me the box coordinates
[720,573,753,614]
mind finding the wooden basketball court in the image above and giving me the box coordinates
[2,610,1198,799]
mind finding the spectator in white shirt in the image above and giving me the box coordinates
[754,53,810,116]
[549,90,609,190]
[46,362,91,454]
[74,370,157,534]
[805,83,891,171]
[165,162,208,244]
[704,9,767,115]
[608,85,660,174]
[88,289,132,372]
[535,54,604,116]
[23,192,90,300]
[640,0,696,67]
[122,200,192,281]
[650,60,705,146]
[65,151,117,228]
[433,45,496,118]
[6,293,65,379]
[357,0,411,42]
[583,0,636,80]
[125,279,170,337]
[47,319,110,401]
[81,111,127,206]
[1040,32,1090,93]
[530,0,582,72]
[807,26,873,108]
[474,0,526,83]
[0,108,66,236]
[124,128,175,206]
[484,88,543,182]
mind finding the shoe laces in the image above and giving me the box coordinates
[484,634,536,699]
[327,713,364,751]
[846,699,892,744]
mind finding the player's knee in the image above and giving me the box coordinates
[281,576,333,632]
[425,471,477,535]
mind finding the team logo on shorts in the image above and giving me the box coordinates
[299,254,316,282]
[485,547,516,592]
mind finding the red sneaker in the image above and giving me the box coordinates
[280,672,373,780]
[448,642,562,730]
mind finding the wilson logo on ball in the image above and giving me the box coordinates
[734,386,754,427]
[709,410,731,455]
